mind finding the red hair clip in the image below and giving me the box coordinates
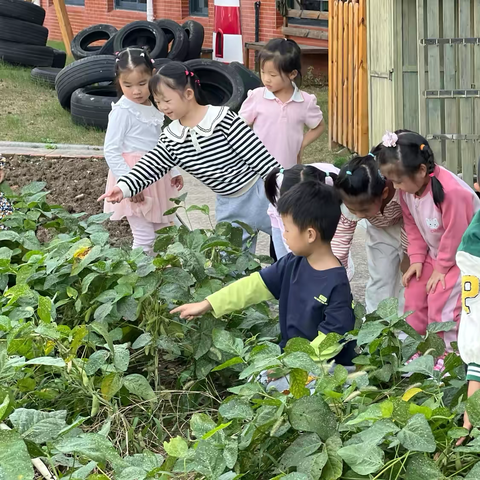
[195,79,201,85]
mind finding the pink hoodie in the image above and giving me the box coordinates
[401,165,480,274]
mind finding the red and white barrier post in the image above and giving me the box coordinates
[213,0,243,64]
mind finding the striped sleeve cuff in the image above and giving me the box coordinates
[117,181,132,199]
[467,363,480,382]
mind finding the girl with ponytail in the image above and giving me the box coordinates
[377,130,480,359]
[264,163,355,280]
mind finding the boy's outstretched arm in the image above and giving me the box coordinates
[171,272,274,320]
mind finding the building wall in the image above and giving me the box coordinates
[42,0,327,74]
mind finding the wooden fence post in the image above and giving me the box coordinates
[52,0,73,55]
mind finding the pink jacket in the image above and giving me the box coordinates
[401,165,480,274]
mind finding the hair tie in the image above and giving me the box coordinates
[368,152,375,158]
[429,172,435,178]
[114,51,119,55]
[346,170,352,175]
[420,144,425,151]
[378,169,383,178]
[185,70,189,75]
[325,171,330,178]
[140,52,145,57]
[279,168,285,174]
[190,72,194,77]
[382,131,398,148]
[115,58,120,62]
[151,59,155,64]
[195,79,201,85]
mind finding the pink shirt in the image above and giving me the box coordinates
[239,86,323,168]
[401,165,480,274]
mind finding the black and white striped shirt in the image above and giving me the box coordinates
[117,106,280,198]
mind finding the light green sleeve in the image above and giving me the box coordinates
[310,331,344,361]
[207,272,274,318]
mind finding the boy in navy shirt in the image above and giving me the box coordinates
[171,181,356,365]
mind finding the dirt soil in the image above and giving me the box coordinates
[7,155,133,248]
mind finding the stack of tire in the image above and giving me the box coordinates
[55,20,262,130]
[0,0,66,85]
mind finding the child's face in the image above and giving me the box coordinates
[380,163,427,195]
[154,83,193,121]
[119,69,151,105]
[282,214,317,256]
[261,60,297,94]
[340,194,383,219]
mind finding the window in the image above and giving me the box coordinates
[65,0,84,5]
[115,0,146,11]
[189,0,208,17]
[287,0,328,28]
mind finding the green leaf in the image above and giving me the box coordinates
[0,395,10,421]
[132,333,153,349]
[467,390,480,427]
[90,322,114,355]
[94,302,113,322]
[212,329,244,356]
[113,344,130,372]
[465,462,480,480]
[117,467,147,480]
[101,373,122,401]
[346,404,384,425]
[398,355,434,377]
[124,451,164,471]
[426,321,456,333]
[212,356,244,372]
[192,439,227,478]
[290,368,310,399]
[333,365,348,385]
[289,395,337,441]
[282,475,309,480]
[84,350,110,376]
[123,374,156,401]
[21,181,47,195]
[187,204,210,215]
[375,298,398,319]
[219,398,254,421]
[352,419,399,445]
[284,337,316,356]
[9,408,67,444]
[298,450,328,480]
[223,440,238,469]
[54,433,120,464]
[338,442,384,475]
[356,321,385,346]
[0,430,34,480]
[25,357,65,367]
[283,352,320,375]
[321,436,343,480]
[404,454,444,480]
[37,296,52,323]
[280,433,322,469]
[398,414,436,452]
[164,436,188,458]
[190,413,217,439]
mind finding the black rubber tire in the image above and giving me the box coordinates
[113,21,167,59]
[0,39,53,67]
[51,48,66,68]
[0,0,45,26]
[155,19,189,61]
[55,55,116,110]
[98,34,117,55]
[31,67,61,87]
[71,24,118,60]
[185,59,245,112]
[0,15,49,46]
[182,20,204,60]
[71,85,119,130]
[152,57,172,71]
[229,61,262,95]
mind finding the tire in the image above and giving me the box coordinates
[0,39,53,67]
[51,48,66,68]
[0,0,45,26]
[98,34,117,55]
[182,20,204,60]
[185,59,245,112]
[229,61,262,95]
[0,16,49,46]
[71,85,119,130]
[55,55,116,110]
[71,24,118,60]
[155,19,188,61]
[31,67,61,87]
[114,21,167,59]
[152,57,172,70]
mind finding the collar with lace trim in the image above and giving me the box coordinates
[163,105,229,143]
[112,95,164,126]
[263,83,304,103]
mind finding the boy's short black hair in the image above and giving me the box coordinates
[277,181,341,242]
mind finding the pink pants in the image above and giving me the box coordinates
[404,255,461,350]
[127,215,171,256]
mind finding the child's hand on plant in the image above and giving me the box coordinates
[98,186,124,204]
[171,175,184,191]
[426,269,446,294]
[457,380,480,446]
[402,262,423,287]
[171,300,212,320]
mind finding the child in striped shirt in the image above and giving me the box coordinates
[99,61,281,252]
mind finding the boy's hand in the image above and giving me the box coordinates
[171,175,184,191]
[0,170,5,184]
[98,186,124,204]
[171,300,212,320]
[402,262,422,287]
[130,192,144,203]
[426,269,446,294]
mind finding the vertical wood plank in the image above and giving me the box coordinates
[393,0,404,130]
[474,0,480,168]
[332,1,339,143]
[337,1,344,145]
[459,0,474,185]
[348,1,354,150]
[329,0,334,148]
[416,0,427,137]
[442,0,459,174]
[353,1,359,152]
[426,0,442,164]
[52,0,73,56]
[343,1,349,147]
[358,0,368,154]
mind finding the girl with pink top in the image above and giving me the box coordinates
[239,38,325,168]
[377,130,480,351]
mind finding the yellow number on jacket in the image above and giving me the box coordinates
[462,275,480,314]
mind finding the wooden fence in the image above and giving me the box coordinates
[328,0,369,155]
